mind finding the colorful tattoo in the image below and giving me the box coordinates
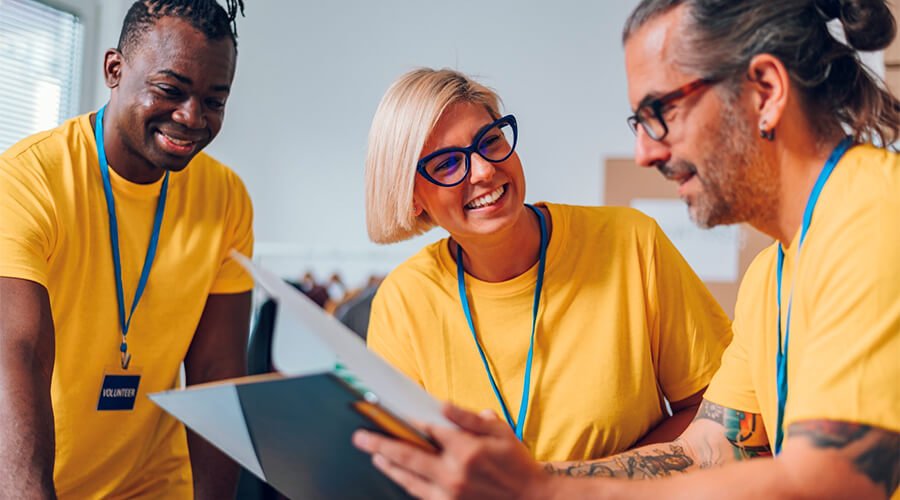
[694,400,771,460]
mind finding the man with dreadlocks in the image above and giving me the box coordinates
[0,1,250,498]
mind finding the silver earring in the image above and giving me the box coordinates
[760,123,775,141]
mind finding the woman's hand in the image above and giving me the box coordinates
[352,402,555,500]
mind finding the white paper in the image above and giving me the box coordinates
[631,198,740,282]
[149,383,265,480]
[270,299,338,376]
[231,251,452,427]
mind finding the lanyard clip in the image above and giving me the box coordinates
[121,351,132,370]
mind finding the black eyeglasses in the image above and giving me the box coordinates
[627,78,719,141]
[416,114,518,187]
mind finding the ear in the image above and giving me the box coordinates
[411,191,424,216]
[103,49,124,89]
[745,53,789,131]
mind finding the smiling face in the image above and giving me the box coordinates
[624,5,776,228]
[413,101,528,242]
[103,16,235,182]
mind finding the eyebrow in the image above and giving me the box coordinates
[157,69,231,93]
[473,120,496,140]
[636,92,663,110]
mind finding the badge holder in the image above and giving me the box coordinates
[97,354,142,411]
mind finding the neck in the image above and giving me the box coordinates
[91,110,166,184]
[451,205,549,283]
[753,134,845,247]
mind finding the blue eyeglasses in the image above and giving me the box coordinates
[416,114,518,187]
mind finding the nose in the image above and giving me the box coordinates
[172,97,206,129]
[468,154,496,184]
[633,125,671,168]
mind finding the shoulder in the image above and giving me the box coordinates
[808,144,900,254]
[380,240,449,286]
[541,203,665,269]
[185,152,247,188]
[824,144,900,215]
[376,240,451,302]
[1,114,91,178]
[178,152,252,207]
[544,202,660,237]
[823,144,900,203]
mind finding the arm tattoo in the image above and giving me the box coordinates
[693,400,772,461]
[545,402,774,479]
[787,420,868,448]
[544,443,694,479]
[789,421,900,498]
[694,400,724,423]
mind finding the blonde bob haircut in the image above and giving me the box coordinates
[365,68,502,244]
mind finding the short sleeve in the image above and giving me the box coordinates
[786,187,900,432]
[0,155,56,286]
[366,277,424,386]
[209,172,254,294]
[648,222,733,402]
[704,293,761,414]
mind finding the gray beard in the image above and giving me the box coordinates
[685,104,778,229]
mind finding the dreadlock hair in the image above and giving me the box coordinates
[623,0,900,146]
[117,0,245,55]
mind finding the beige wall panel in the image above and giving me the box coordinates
[885,66,900,97]
[887,1,900,64]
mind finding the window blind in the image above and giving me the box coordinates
[0,0,84,151]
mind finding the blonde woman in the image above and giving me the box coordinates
[364,68,731,462]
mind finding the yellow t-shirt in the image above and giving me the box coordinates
[368,203,733,461]
[706,144,900,445]
[0,114,254,499]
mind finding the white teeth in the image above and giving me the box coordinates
[466,185,505,209]
[162,132,192,146]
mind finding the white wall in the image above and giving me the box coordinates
[77,1,887,286]
[68,0,644,285]
[200,0,641,283]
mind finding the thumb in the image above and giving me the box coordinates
[479,409,500,421]
[442,402,509,437]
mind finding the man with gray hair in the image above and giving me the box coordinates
[352,1,900,498]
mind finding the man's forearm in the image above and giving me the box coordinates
[542,455,784,500]
[542,419,896,500]
[183,291,251,500]
[545,401,771,479]
[0,278,57,499]
[0,361,57,499]
[544,440,698,479]
[187,431,239,499]
[184,363,243,499]
[544,448,886,500]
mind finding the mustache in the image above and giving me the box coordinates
[656,159,698,181]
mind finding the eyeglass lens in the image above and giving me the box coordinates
[422,120,515,185]
[636,106,665,140]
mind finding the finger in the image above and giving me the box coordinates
[479,409,499,421]
[442,402,509,437]
[353,429,442,478]
[372,454,446,500]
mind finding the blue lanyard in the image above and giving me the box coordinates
[774,137,852,455]
[456,203,548,441]
[95,105,170,369]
